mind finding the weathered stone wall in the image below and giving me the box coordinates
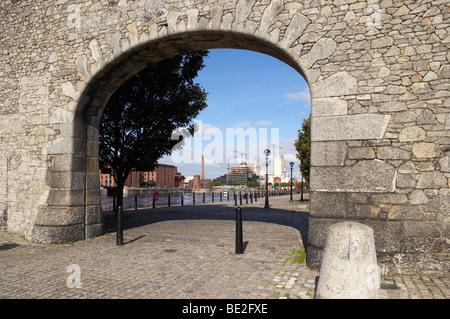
[305,0,450,275]
[0,0,448,274]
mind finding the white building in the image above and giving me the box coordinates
[252,152,287,185]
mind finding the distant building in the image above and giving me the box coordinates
[212,174,227,185]
[184,175,194,188]
[185,154,212,189]
[126,170,143,188]
[252,152,287,185]
[193,174,200,188]
[143,163,179,188]
[199,179,212,188]
[99,163,182,188]
[186,174,211,189]
[175,172,185,188]
[224,162,260,185]
[274,177,281,185]
[99,171,115,187]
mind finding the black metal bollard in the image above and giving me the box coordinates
[239,191,242,205]
[203,192,205,203]
[235,207,243,254]
[152,198,155,209]
[193,192,195,205]
[135,195,138,210]
[250,192,253,204]
[116,205,123,246]
[245,192,248,204]
[234,192,237,206]
[181,193,184,206]
[168,193,171,207]
[212,192,214,203]
[254,191,257,202]
[220,192,222,202]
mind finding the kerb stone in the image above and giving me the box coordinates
[315,222,380,299]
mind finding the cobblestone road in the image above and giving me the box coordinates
[0,194,448,299]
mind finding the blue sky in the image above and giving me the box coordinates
[196,49,310,137]
[160,48,311,180]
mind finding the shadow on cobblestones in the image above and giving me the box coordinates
[1,195,448,299]
[0,243,21,251]
[0,195,319,299]
[102,201,310,248]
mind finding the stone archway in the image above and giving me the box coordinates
[1,0,448,274]
[32,30,312,243]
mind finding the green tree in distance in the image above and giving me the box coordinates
[246,181,260,188]
[294,116,311,183]
[99,51,209,208]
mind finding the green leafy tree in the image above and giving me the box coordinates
[294,116,311,183]
[99,51,209,208]
[246,181,260,188]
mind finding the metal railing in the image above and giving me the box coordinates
[101,189,296,212]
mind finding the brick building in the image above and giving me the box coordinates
[142,164,179,188]
[99,163,182,188]
[186,174,212,189]
[175,173,186,188]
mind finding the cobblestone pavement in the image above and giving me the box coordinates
[0,194,448,299]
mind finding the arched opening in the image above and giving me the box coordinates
[83,31,307,211]
[32,31,311,248]
[93,36,310,227]
[97,46,311,248]
[94,32,313,267]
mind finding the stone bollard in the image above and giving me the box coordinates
[315,222,380,299]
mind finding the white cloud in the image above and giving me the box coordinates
[233,121,252,129]
[283,88,311,103]
[256,120,273,128]
[283,153,298,162]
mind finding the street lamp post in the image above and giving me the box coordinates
[289,162,294,202]
[264,149,271,209]
[300,175,304,202]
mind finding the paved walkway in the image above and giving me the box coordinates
[0,193,448,299]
